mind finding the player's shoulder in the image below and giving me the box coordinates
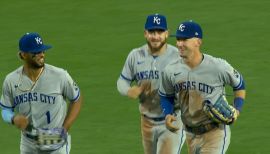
[45,64,66,72]
[166,44,179,56]
[167,44,178,52]
[128,44,148,57]
[44,64,68,77]
[4,66,23,81]
[164,57,182,72]
[203,54,231,70]
[204,54,229,64]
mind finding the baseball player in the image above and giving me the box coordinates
[117,14,185,154]
[0,32,82,154]
[159,21,246,154]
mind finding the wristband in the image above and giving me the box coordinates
[234,97,244,112]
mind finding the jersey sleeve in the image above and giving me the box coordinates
[158,68,175,97]
[62,71,80,103]
[219,59,244,91]
[119,50,136,82]
[0,77,14,109]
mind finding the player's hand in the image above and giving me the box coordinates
[12,114,29,130]
[127,81,152,99]
[127,85,143,99]
[233,109,240,123]
[140,81,152,95]
[228,109,240,124]
[165,114,179,132]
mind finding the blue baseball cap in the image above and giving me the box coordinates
[145,14,167,31]
[19,32,52,53]
[172,20,203,39]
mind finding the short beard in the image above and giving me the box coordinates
[29,60,44,69]
[147,40,166,53]
[32,62,44,69]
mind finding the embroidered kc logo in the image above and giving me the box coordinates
[35,37,43,44]
[179,24,185,32]
[153,16,161,25]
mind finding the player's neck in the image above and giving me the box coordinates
[149,44,167,56]
[186,51,203,69]
[23,65,44,82]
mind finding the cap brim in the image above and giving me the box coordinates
[170,34,191,39]
[145,26,167,31]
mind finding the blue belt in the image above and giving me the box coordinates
[143,114,165,121]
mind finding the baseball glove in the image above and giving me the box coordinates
[203,96,237,125]
[25,127,67,151]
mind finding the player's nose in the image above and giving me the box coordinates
[176,40,184,47]
[34,51,45,58]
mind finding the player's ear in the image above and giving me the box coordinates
[196,38,202,47]
[144,30,148,38]
[18,51,26,60]
[165,30,169,38]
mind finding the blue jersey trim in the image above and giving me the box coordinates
[70,90,80,103]
[0,102,14,109]
[120,74,132,82]
[66,138,69,154]
[221,124,227,154]
[177,127,185,153]
[233,75,245,91]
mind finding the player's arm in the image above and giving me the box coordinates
[232,73,246,116]
[158,69,179,132]
[127,85,143,99]
[117,75,137,98]
[1,107,14,124]
[62,71,82,131]
[117,74,149,99]
[63,95,82,131]
[233,89,246,117]
[159,93,179,132]
[1,79,30,130]
[117,50,146,99]
[1,107,29,130]
[220,59,246,118]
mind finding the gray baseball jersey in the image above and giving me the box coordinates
[118,44,180,117]
[159,54,243,126]
[0,64,80,129]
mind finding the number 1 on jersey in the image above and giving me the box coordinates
[46,111,51,124]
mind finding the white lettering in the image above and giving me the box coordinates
[35,37,43,44]
[153,17,160,24]
[179,24,185,32]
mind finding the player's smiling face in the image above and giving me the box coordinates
[24,51,45,69]
[176,38,201,61]
[144,29,168,53]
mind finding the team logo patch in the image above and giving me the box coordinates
[35,37,43,44]
[179,24,185,32]
[153,16,161,24]
[233,69,240,78]
[73,82,79,91]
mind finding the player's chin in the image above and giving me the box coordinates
[179,53,188,59]
[150,42,165,51]
[34,62,45,68]
[150,42,161,47]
